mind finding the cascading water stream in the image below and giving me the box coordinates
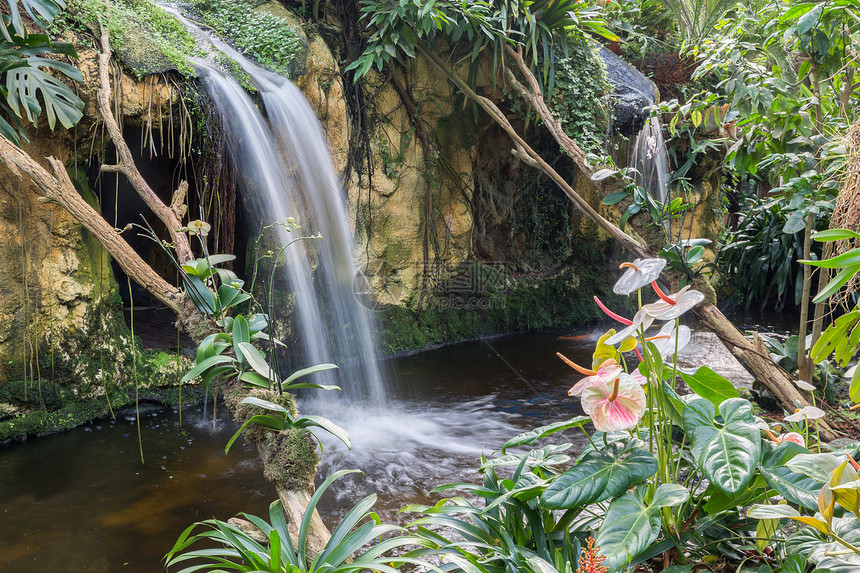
[168,9,387,406]
[164,7,526,501]
[630,115,669,205]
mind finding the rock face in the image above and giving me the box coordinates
[0,137,110,380]
[1,0,728,374]
[598,46,658,137]
[0,44,178,382]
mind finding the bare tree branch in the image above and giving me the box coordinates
[0,135,183,311]
[96,15,193,263]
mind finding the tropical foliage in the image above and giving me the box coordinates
[0,0,83,144]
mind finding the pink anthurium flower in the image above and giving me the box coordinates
[558,355,623,396]
[580,373,647,432]
[643,284,705,321]
[605,308,654,346]
[767,431,805,448]
[613,258,667,295]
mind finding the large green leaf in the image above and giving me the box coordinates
[596,484,689,572]
[232,315,250,360]
[684,398,761,494]
[759,442,821,511]
[3,0,66,41]
[180,354,234,383]
[540,441,657,509]
[787,518,860,572]
[237,341,278,383]
[6,56,83,129]
[679,366,739,406]
[295,414,352,450]
[479,444,572,470]
[283,363,339,389]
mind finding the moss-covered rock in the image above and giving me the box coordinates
[190,0,308,79]
[55,0,205,77]
[376,244,629,354]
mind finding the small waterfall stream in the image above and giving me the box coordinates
[175,14,387,406]
[630,116,669,204]
[163,7,534,504]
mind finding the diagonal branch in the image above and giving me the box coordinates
[418,43,836,439]
[416,44,649,259]
[96,16,193,263]
[0,135,183,311]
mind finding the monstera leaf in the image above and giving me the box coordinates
[6,55,83,129]
[0,6,84,143]
[2,0,67,40]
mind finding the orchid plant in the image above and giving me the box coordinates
[406,257,856,573]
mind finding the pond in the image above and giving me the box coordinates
[0,329,597,572]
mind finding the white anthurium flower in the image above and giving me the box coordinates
[648,322,692,357]
[613,258,668,295]
[605,308,654,346]
[795,380,816,392]
[643,285,706,321]
[784,406,826,422]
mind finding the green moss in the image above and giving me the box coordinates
[53,0,205,77]
[0,384,204,442]
[377,243,628,354]
[190,0,307,78]
[549,39,610,154]
[260,430,318,491]
[68,166,116,299]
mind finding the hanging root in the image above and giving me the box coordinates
[827,120,860,311]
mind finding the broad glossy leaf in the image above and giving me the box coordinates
[748,503,830,535]
[602,191,627,205]
[479,444,572,470]
[540,441,656,509]
[295,414,352,449]
[232,315,250,359]
[180,354,234,383]
[802,248,860,268]
[650,483,689,508]
[225,414,286,454]
[596,484,686,571]
[6,59,83,129]
[183,274,216,315]
[239,396,289,414]
[787,518,860,572]
[787,453,846,482]
[591,168,618,181]
[237,342,278,383]
[812,264,860,304]
[3,0,66,40]
[684,398,761,494]
[501,416,590,453]
[759,442,820,511]
[680,366,739,406]
[283,363,338,387]
[813,229,860,242]
[238,371,271,388]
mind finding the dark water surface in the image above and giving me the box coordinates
[0,329,597,572]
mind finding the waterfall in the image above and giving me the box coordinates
[630,116,669,204]
[174,14,388,405]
